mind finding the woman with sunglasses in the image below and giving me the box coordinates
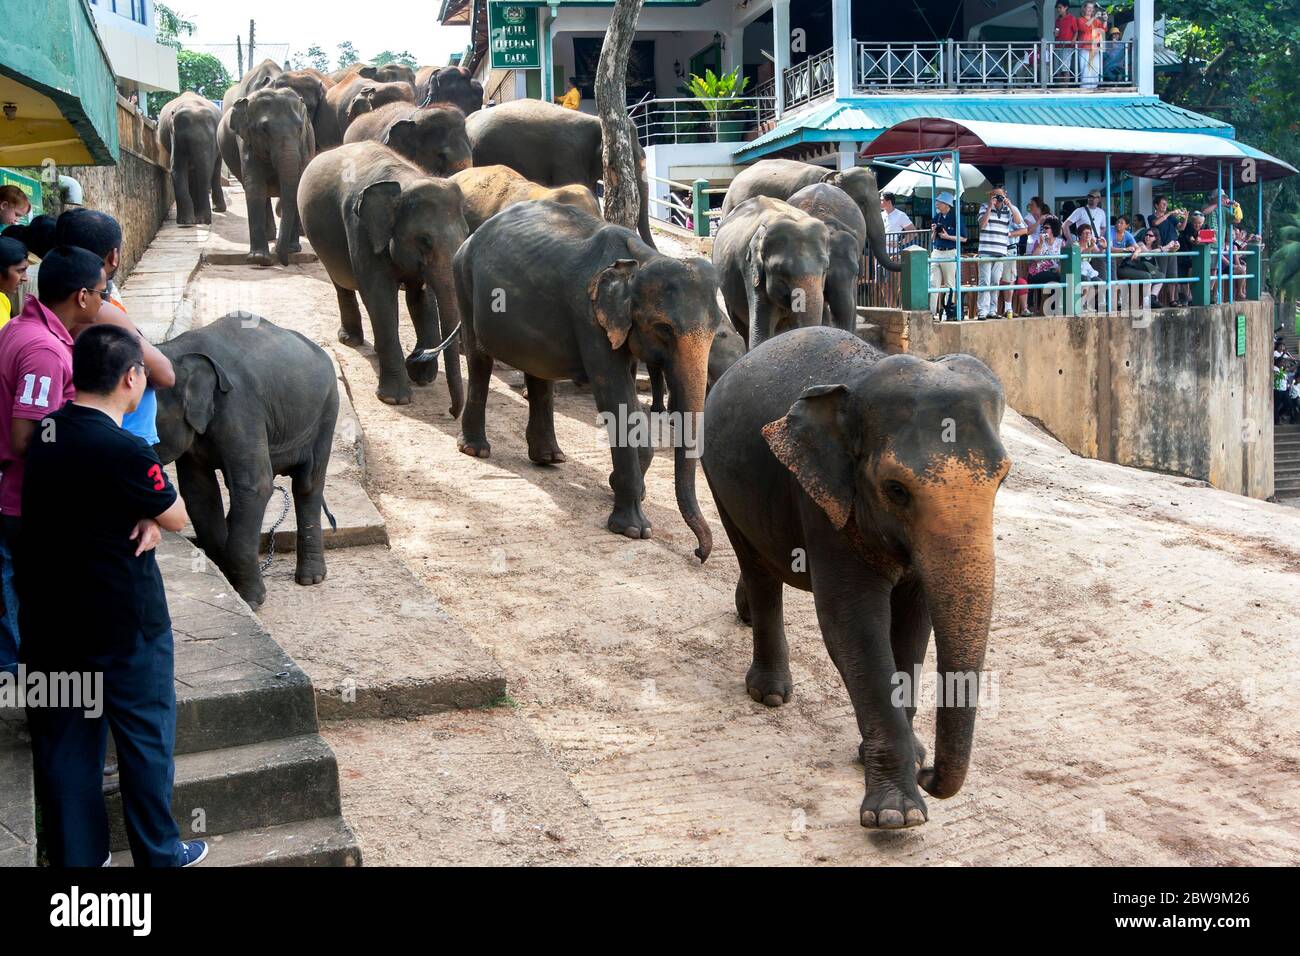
[1118,228,1167,309]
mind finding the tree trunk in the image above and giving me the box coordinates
[595,0,646,234]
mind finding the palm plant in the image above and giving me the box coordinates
[1273,212,1300,305]
[686,67,750,138]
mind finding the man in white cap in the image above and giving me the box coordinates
[929,191,965,319]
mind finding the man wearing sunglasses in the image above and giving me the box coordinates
[0,246,105,673]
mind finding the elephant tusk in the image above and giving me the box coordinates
[409,322,462,365]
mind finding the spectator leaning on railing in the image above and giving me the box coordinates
[975,184,1024,320]
[1027,217,1065,314]
[1054,2,1080,81]
[880,192,913,255]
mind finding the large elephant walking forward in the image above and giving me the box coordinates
[217,86,315,265]
[155,314,339,610]
[158,91,225,225]
[299,142,467,410]
[702,327,1010,828]
[722,158,900,272]
[465,99,658,250]
[451,200,719,558]
[786,182,868,333]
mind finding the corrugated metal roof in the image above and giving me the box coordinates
[735,95,1234,160]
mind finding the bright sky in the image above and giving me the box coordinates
[180,1,471,70]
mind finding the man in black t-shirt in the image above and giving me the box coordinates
[20,324,207,867]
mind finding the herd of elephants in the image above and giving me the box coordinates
[153,59,1012,830]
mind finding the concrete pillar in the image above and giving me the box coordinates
[1132,177,1154,219]
[1134,0,1155,94]
[836,141,857,172]
[773,0,790,116]
[832,0,854,98]
[540,8,554,103]
[723,29,745,75]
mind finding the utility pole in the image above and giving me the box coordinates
[248,20,256,69]
[595,0,646,234]
[236,35,244,77]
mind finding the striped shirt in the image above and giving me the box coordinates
[978,202,1014,257]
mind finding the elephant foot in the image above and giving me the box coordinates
[230,575,267,611]
[213,201,227,213]
[247,251,273,267]
[860,782,928,830]
[295,555,327,586]
[177,217,195,227]
[527,438,566,465]
[458,437,491,458]
[607,502,651,540]
[858,734,926,770]
[735,578,751,624]
[337,326,366,347]
[405,351,439,386]
[609,470,647,501]
[287,240,302,254]
[198,215,212,225]
[745,663,792,707]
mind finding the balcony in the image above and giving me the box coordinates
[778,40,1134,109]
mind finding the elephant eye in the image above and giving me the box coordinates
[883,480,911,507]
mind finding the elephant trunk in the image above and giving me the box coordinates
[667,332,712,562]
[272,144,303,266]
[863,194,901,274]
[912,486,996,799]
[430,260,466,418]
[635,148,658,251]
[793,278,825,330]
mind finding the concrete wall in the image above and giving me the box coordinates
[889,302,1274,498]
[52,97,172,283]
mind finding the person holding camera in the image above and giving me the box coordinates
[1149,196,1186,305]
[975,184,1024,320]
[929,191,965,320]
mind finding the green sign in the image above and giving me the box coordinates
[0,168,43,222]
[489,3,541,70]
[1236,314,1246,356]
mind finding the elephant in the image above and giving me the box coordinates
[701,325,1011,828]
[786,182,868,333]
[299,141,467,410]
[218,86,315,266]
[465,98,657,250]
[712,196,831,348]
[221,58,283,112]
[155,313,340,610]
[343,102,472,176]
[158,91,225,226]
[648,316,747,414]
[327,77,417,140]
[722,158,900,273]
[357,63,417,88]
[271,69,340,149]
[416,65,484,115]
[451,200,720,559]
[448,165,599,233]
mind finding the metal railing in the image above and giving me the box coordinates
[783,47,836,110]
[753,77,777,122]
[628,97,774,147]
[841,39,1135,93]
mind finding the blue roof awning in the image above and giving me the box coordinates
[734,95,1234,163]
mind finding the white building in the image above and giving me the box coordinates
[89,0,180,110]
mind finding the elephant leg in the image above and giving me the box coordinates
[457,327,493,458]
[264,197,277,244]
[172,163,196,226]
[176,457,227,567]
[885,573,932,772]
[806,532,928,829]
[718,503,790,705]
[290,432,332,587]
[403,285,438,387]
[335,284,366,346]
[189,160,212,225]
[222,463,274,609]
[523,374,565,465]
[357,274,410,405]
[590,367,650,539]
[211,154,226,213]
[244,176,273,266]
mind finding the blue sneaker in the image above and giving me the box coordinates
[178,840,208,868]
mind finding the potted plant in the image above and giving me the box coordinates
[686,67,750,143]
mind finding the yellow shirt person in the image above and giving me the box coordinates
[557,80,581,110]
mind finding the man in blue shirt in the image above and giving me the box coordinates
[930,191,965,319]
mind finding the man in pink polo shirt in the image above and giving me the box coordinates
[0,246,105,672]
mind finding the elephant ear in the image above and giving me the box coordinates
[355,180,402,257]
[358,65,380,81]
[589,258,638,350]
[762,384,855,530]
[747,224,768,289]
[348,89,376,122]
[820,169,843,188]
[179,353,232,436]
[230,97,251,137]
[382,118,417,152]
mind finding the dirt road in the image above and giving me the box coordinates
[186,193,1300,865]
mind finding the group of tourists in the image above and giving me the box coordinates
[1054,1,1127,87]
[0,200,207,868]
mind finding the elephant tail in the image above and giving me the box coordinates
[408,322,462,369]
[323,498,337,533]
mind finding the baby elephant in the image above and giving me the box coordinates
[155,314,339,609]
[713,196,831,348]
[703,327,1011,829]
[449,165,600,233]
[343,102,472,177]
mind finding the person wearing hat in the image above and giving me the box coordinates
[929,191,965,319]
[1102,25,1126,81]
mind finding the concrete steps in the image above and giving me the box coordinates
[1275,424,1300,499]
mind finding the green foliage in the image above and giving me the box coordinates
[686,67,749,132]
[373,50,418,69]
[336,42,361,71]
[1273,213,1300,303]
[148,50,232,114]
[154,3,195,51]
[303,45,330,73]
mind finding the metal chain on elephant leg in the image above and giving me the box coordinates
[260,485,293,572]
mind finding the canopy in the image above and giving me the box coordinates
[883,159,990,202]
[862,118,1297,187]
